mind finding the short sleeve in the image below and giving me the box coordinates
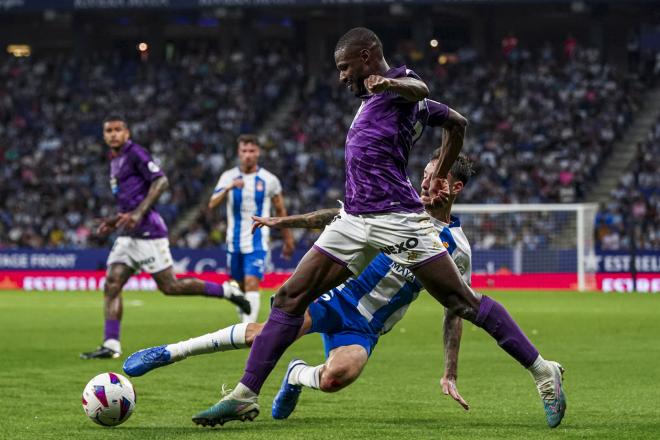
[213,170,233,195]
[384,66,425,104]
[426,99,450,127]
[268,174,282,197]
[131,145,164,183]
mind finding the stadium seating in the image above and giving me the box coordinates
[595,117,659,250]
[0,46,302,248]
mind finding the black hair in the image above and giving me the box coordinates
[335,27,383,54]
[430,150,475,185]
[103,114,128,128]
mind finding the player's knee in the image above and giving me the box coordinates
[157,280,178,295]
[319,365,358,392]
[447,299,478,322]
[272,287,305,314]
[104,278,123,297]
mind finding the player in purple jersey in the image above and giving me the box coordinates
[81,115,251,360]
[193,28,566,428]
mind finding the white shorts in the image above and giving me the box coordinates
[313,210,447,275]
[107,237,173,274]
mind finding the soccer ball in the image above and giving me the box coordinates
[82,372,136,427]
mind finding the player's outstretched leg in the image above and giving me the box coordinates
[413,253,566,428]
[123,322,256,377]
[192,248,352,427]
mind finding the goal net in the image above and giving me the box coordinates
[451,203,599,291]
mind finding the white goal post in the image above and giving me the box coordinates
[451,203,599,291]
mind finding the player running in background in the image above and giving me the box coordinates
[123,153,475,416]
[208,134,295,323]
[81,116,250,360]
[194,27,566,429]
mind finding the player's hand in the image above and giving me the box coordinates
[232,177,244,189]
[95,215,119,236]
[251,215,282,234]
[427,177,450,207]
[281,239,295,261]
[364,75,391,94]
[441,376,469,410]
[116,212,142,231]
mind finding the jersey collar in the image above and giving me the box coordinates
[430,214,461,229]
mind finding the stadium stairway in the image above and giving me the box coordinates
[170,88,302,239]
[587,86,660,204]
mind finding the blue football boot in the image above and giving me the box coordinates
[272,359,306,420]
[123,345,173,377]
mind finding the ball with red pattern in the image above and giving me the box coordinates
[82,372,136,427]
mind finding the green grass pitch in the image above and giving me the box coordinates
[1,289,659,439]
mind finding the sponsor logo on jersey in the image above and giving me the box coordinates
[110,177,119,195]
[380,238,419,255]
[147,161,160,173]
[256,181,264,192]
[390,261,416,283]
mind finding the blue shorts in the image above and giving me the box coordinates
[227,250,267,281]
[307,290,379,359]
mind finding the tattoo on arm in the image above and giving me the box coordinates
[279,208,340,229]
[443,308,463,379]
[135,176,168,217]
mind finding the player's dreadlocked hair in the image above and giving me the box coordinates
[430,150,475,185]
[335,27,383,54]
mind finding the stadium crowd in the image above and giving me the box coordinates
[0,42,652,252]
[0,46,302,248]
[596,118,659,251]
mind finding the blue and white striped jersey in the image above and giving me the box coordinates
[335,215,471,335]
[214,167,282,253]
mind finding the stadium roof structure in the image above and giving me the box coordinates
[2,0,658,12]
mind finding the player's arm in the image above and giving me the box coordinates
[252,208,339,233]
[441,308,469,410]
[117,176,169,231]
[208,178,241,210]
[428,108,468,205]
[364,75,429,102]
[271,193,296,260]
[433,108,468,179]
[441,252,473,410]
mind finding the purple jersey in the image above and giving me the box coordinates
[109,141,168,239]
[344,66,449,215]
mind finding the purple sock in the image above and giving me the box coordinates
[203,281,224,298]
[240,307,304,394]
[104,319,120,342]
[475,295,539,368]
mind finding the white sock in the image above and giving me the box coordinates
[288,363,322,390]
[233,382,258,401]
[527,355,552,383]
[241,291,261,323]
[166,323,248,361]
[103,338,121,353]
